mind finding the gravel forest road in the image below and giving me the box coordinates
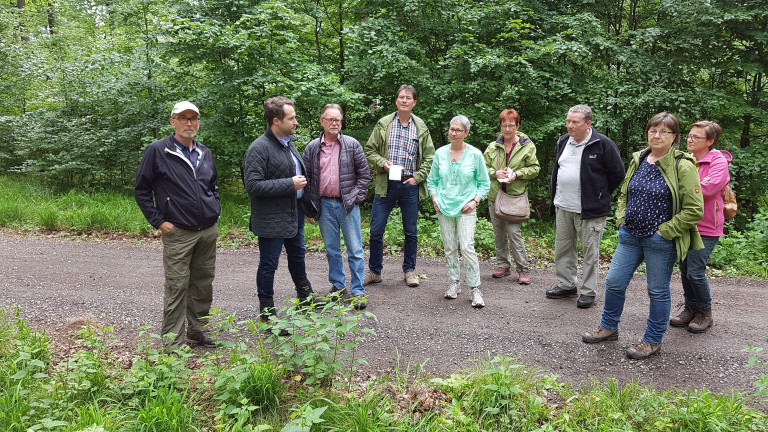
[2,232,766,397]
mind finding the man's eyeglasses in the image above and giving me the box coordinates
[647,130,674,137]
[322,117,342,124]
[175,116,200,124]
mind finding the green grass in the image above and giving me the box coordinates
[0,308,766,431]
[0,174,766,277]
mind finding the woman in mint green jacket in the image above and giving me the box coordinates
[427,115,490,308]
[482,109,540,284]
[582,112,703,361]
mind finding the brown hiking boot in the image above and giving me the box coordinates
[404,271,419,287]
[626,340,661,360]
[363,271,382,286]
[517,272,531,285]
[186,331,217,348]
[581,326,618,343]
[493,267,511,278]
[669,304,696,327]
[687,307,713,333]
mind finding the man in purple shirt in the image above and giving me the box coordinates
[303,104,370,308]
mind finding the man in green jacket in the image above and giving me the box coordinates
[364,85,435,288]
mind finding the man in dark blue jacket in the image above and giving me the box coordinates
[243,96,322,323]
[135,101,220,350]
[547,105,625,309]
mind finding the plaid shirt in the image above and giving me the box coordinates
[388,116,419,176]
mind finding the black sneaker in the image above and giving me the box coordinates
[259,315,290,337]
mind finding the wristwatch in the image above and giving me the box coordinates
[474,198,481,204]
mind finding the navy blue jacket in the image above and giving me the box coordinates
[549,128,625,219]
[243,128,306,238]
[134,134,220,230]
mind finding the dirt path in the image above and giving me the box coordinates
[2,232,766,396]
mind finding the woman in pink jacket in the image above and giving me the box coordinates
[669,121,731,333]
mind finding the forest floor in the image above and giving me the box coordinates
[2,231,766,397]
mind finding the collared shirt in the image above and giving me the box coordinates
[554,129,594,213]
[388,116,419,176]
[278,135,304,199]
[426,144,490,218]
[170,135,201,169]
[319,134,341,197]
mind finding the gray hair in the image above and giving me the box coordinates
[568,104,593,122]
[450,115,471,132]
[321,103,344,118]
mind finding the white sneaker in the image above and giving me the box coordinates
[444,281,461,299]
[471,288,485,308]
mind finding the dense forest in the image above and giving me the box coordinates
[1,0,766,228]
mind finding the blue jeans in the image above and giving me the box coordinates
[679,235,719,309]
[600,225,676,345]
[318,198,365,296]
[369,180,420,274]
[256,204,308,313]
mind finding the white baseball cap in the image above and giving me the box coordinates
[171,101,200,117]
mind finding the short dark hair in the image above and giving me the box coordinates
[690,120,722,150]
[645,112,680,147]
[264,96,294,126]
[321,103,344,118]
[499,109,520,125]
[395,84,418,101]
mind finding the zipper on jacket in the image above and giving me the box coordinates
[165,146,206,229]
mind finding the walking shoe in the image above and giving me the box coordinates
[517,271,531,285]
[404,271,420,287]
[687,307,713,333]
[296,282,329,308]
[259,315,290,337]
[626,340,661,360]
[576,295,595,309]
[327,286,349,301]
[349,295,368,310]
[363,271,382,286]
[546,284,578,299]
[669,303,696,328]
[470,287,485,308]
[493,267,511,278]
[581,326,618,343]
[444,280,461,299]
[186,331,217,348]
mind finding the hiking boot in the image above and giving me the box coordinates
[444,280,461,299]
[364,271,382,286]
[577,295,595,309]
[349,295,368,310]
[626,340,661,360]
[687,307,713,333]
[327,286,349,301]
[493,267,511,278]
[404,271,420,287]
[517,271,531,285]
[470,287,485,308]
[296,282,329,309]
[546,285,578,299]
[259,315,290,337]
[669,304,696,328]
[581,326,618,343]
[186,331,217,348]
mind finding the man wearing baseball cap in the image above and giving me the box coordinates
[135,101,221,350]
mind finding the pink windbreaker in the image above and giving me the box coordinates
[696,149,731,237]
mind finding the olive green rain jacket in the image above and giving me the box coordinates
[616,148,704,262]
[483,133,540,199]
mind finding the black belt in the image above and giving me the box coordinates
[321,196,342,200]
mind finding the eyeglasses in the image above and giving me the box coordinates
[647,129,674,137]
[501,124,517,129]
[322,117,342,124]
[397,95,414,101]
[686,134,706,141]
[449,127,466,134]
[175,116,200,124]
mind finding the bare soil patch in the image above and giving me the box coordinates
[2,232,766,397]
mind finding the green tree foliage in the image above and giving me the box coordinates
[0,0,765,225]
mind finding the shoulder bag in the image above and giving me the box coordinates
[493,148,530,224]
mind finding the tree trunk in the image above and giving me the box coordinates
[17,0,30,42]
[47,2,56,34]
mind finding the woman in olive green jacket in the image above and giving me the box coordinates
[483,109,540,284]
[582,112,703,361]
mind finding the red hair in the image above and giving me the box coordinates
[499,109,520,125]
